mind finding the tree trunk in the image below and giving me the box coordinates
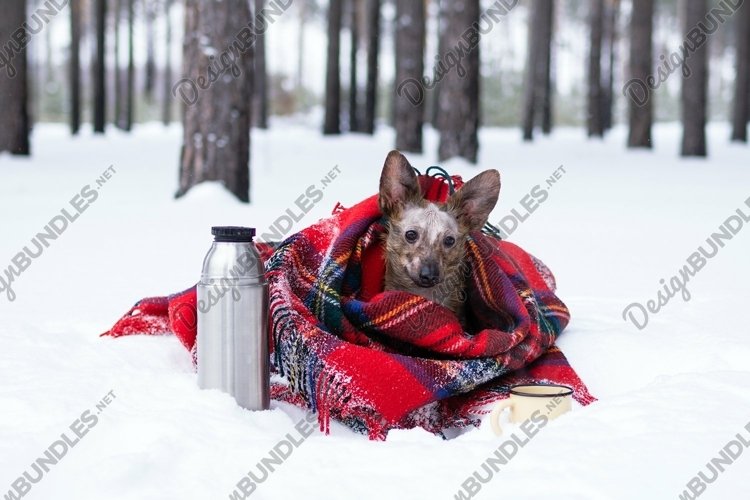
[431,0,443,130]
[125,0,135,131]
[162,0,173,125]
[539,0,553,135]
[93,0,107,133]
[144,0,156,100]
[731,0,749,142]
[363,0,380,134]
[176,0,253,202]
[394,0,425,152]
[626,0,653,148]
[296,0,307,98]
[70,0,82,135]
[253,0,269,129]
[0,0,30,155]
[680,0,708,157]
[602,0,619,131]
[349,0,360,132]
[522,0,554,140]
[437,0,479,163]
[114,0,123,128]
[44,2,54,86]
[522,1,538,140]
[27,1,37,131]
[587,0,604,137]
[324,0,343,135]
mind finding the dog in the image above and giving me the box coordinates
[378,150,501,320]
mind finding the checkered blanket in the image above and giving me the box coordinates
[103,174,594,439]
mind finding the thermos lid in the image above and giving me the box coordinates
[212,226,256,242]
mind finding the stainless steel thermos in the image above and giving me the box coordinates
[197,226,270,411]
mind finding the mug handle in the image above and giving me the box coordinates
[490,399,514,436]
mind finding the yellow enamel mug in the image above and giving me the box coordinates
[490,383,573,436]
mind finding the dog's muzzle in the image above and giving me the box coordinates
[417,262,440,287]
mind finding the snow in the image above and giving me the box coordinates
[1,120,749,500]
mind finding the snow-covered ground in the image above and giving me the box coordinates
[1,121,749,500]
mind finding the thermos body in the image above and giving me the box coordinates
[197,227,270,411]
[232,283,269,410]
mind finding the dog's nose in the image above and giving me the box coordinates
[418,262,440,286]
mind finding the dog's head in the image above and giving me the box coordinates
[379,150,500,289]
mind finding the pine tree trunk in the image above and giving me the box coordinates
[125,0,135,131]
[93,0,107,133]
[70,0,82,135]
[431,0,443,130]
[539,0,554,135]
[394,0,425,152]
[626,0,653,148]
[162,0,173,125]
[324,0,343,135]
[27,2,37,132]
[176,0,253,202]
[522,1,541,141]
[731,0,749,142]
[253,0,269,129]
[363,0,380,134]
[114,0,123,128]
[437,0,479,163]
[349,0,360,132]
[44,3,54,86]
[602,0,619,131]
[587,0,604,137]
[144,0,156,100]
[296,0,307,97]
[0,0,30,155]
[522,0,554,140]
[680,0,708,157]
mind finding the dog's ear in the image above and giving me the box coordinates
[448,170,501,232]
[379,150,421,217]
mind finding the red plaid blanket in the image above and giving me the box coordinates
[103,174,594,439]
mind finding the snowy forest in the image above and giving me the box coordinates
[0,0,748,201]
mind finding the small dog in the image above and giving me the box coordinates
[379,150,501,318]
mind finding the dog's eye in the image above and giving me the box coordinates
[443,236,456,247]
[405,230,418,243]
